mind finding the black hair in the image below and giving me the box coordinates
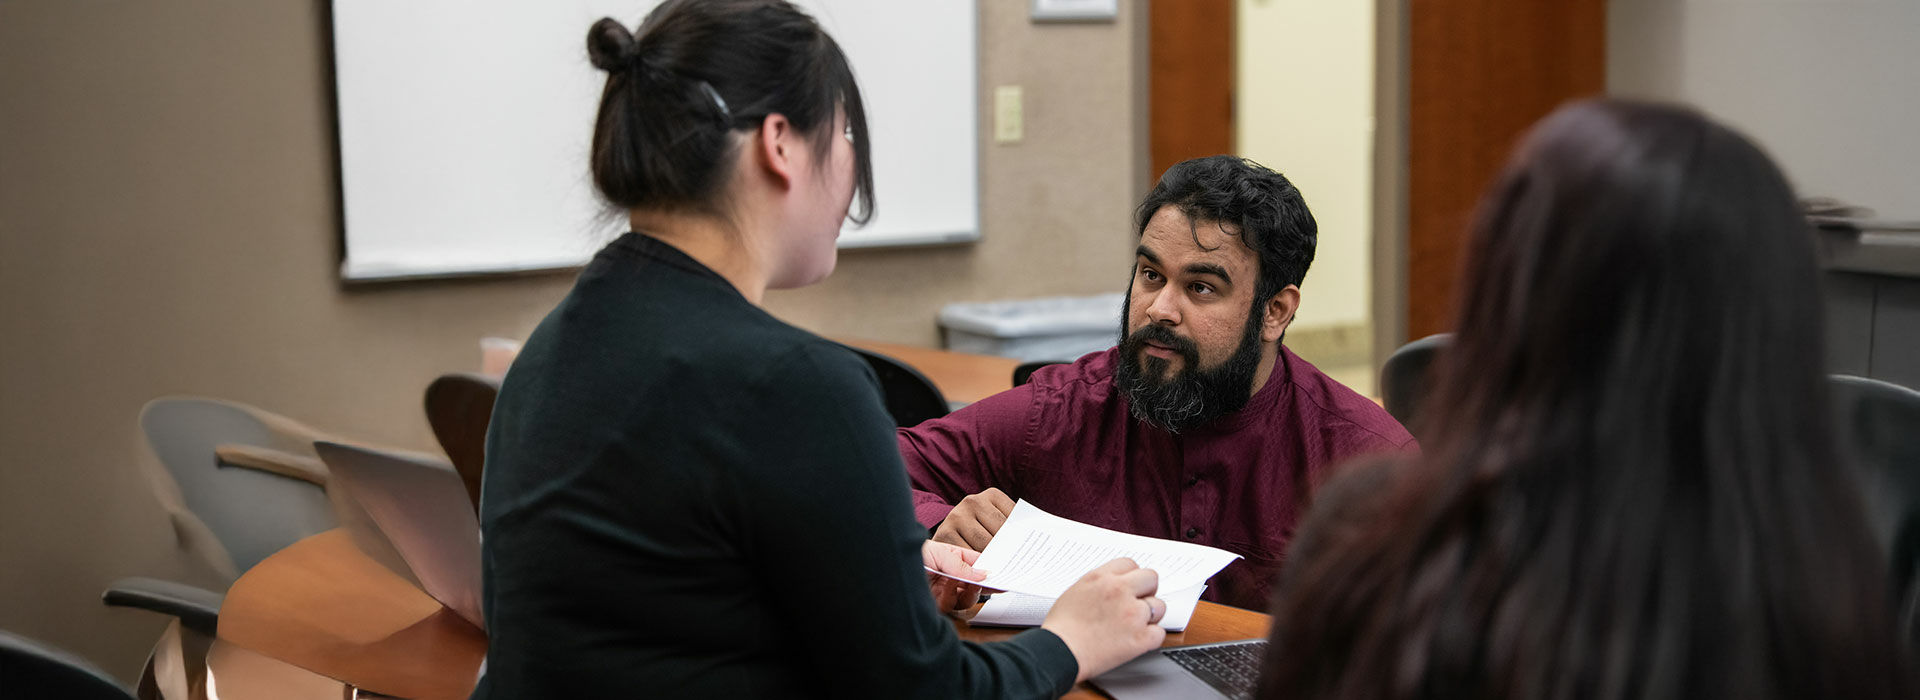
[1261,99,1917,700]
[586,0,873,222]
[1134,155,1318,306]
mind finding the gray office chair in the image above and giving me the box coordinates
[136,397,337,576]
[1829,374,1920,647]
[103,398,344,697]
[1379,333,1452,436]
[0,630,137,699]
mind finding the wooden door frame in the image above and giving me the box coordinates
[1372,0,1411,369]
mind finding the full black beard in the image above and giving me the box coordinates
[1114,295,1266,433]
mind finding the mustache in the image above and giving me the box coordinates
[1124,324,1199,365]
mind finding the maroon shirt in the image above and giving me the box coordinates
[899,345,1416,610]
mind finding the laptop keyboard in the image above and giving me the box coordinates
[1163,640,1267,699]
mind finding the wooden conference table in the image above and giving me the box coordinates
[837,337,1023,405]
[213,529,1272,700]
[494,336,1020,405]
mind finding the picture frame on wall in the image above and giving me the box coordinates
[1031,0,1118,23]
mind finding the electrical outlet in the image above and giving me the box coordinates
[994,85,1024,144]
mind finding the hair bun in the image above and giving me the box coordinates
[586,18,636,72]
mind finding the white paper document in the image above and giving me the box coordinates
[969,585,1207,631]
[929,500,1241,600]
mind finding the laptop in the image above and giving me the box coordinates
[1089,638,1267,700]
[315,441,485,631]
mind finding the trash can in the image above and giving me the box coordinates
[938,293,1124,362]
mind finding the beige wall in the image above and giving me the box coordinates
[1609,0,1920,220]
[1234,0,1376,333]
[0,0,1145,680]
[769,1,1147,341]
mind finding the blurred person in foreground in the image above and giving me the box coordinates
[1260,98,1918,700]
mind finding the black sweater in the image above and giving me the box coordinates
[471,233,1077,699]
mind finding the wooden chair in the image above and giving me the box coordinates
[425,373,501,514]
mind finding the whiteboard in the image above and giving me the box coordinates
[330,1,979,281]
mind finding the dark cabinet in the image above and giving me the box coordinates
[1820,224,1920,391]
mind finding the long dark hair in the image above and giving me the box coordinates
[1262,99,1916,700]
[585,0,874,222]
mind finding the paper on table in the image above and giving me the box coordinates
[928,500,1241,599]
[968,585,1207,631]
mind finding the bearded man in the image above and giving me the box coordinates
[897,155,1415,610]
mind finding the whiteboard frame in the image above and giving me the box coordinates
[326,0,981,283]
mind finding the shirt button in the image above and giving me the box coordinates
[1184,527,1200,539]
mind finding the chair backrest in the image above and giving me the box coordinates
[425,373,501,515]
[843,345,950,428]
[1379,333,1452,436]
[0,631,135,700]
[1829,374,1920,645]
[1012,360,1068,388]
[138,397,337,575]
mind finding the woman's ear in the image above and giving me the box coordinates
[754,113,797,190]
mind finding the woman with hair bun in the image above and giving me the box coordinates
[473,2,1168,697]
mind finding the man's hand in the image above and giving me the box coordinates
[932,487,1016,551]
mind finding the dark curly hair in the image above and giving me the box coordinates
[1134,155,1318,306]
